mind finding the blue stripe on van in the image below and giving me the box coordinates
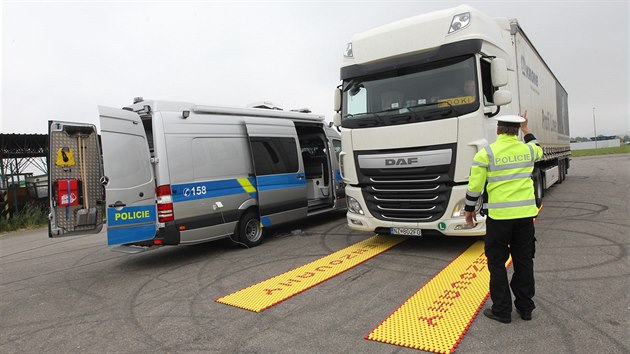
[171,179,254,203]
[106,205,157,245]
[108,205,156,227]
[334,169,342,182]
[107,224,157,246]
[257,173,305,191]
[171,174,303,203]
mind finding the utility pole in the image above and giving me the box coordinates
[592,107,598,149]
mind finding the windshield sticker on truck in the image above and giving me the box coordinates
[438,95,475,107]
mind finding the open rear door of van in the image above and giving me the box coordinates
[99,106,158,246]
[48,121,105,237]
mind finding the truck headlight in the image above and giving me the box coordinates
[452,197,482,217]
[347,196,364,215]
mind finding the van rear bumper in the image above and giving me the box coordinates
[157,222,180,245]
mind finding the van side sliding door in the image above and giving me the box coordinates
[245,123,307,228]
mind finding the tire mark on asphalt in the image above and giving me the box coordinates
[0,243,104,265]
[0,234,93,258]
[536,227,627,274]
[0,253,123,287]
[536,295,629,353]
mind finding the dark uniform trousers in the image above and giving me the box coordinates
[485,216,536,317]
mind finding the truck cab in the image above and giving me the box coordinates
[334,5,569,237]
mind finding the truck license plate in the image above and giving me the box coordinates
[391,227,422,236]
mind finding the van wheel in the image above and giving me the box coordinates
[236,211,263,247]
[533,169,543,208]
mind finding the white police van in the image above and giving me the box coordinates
[48,98,345,253]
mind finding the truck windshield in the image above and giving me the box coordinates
[342,56,478,128]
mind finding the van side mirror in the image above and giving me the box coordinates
[333,88,342,112]
[493,90,512,106]
[333,112,342,127]
[491,58,508,87]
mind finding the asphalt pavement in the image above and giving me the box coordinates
[1,153,628,353]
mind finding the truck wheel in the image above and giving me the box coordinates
[533,169,543,207]
[558,159,564,184]
[236,210,263,247]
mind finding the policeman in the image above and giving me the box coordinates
[464,112,543,323]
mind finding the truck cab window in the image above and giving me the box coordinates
[342,56,479,128]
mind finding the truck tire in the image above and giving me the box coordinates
[558,159,565,184]
[533,168,543,208]
[236,210,263,247]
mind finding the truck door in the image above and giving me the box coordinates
[245,123,307,227]
[98,106,158,246]
[48,121,105,237]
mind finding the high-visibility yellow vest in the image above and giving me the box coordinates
[466,134,543,220]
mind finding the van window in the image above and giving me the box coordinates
[251,137,298,175]
[192,137,251,180]
[101,132,152,188]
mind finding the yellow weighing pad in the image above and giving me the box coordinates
[366,241,510,354]
[216,235,408,312]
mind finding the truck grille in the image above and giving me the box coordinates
[357,145,455,222]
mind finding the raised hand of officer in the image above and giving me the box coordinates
[520,110,530,135]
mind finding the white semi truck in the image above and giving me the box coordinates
[333,5,570,236]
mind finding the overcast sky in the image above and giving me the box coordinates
[1,0,628,138]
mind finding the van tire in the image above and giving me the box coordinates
[236,211,263,247]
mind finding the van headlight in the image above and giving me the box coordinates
[452,197,482,217]
[347,196,364,215]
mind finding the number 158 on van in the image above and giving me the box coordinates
[183,186,207,197]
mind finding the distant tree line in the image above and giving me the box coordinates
[570,135,630,143]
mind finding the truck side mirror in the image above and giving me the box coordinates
[333,88,342,112]
[491,58,508,87]
[333,112,342,127]
[493,90,512,106]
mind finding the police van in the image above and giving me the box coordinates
[48,98,345,253]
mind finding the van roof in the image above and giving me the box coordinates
[126,99,326,123]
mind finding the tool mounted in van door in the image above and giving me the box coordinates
[48,121,105,237]
[75,132,97,226]
[55,147,75,167]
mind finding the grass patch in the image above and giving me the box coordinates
[571,145,630,157]
[0,203,48,234]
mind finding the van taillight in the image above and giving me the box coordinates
[156,185,174,223]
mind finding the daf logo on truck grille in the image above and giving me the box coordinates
[385,158,419,166]
[358,149,452,169]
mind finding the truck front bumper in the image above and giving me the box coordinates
[345,185,486,236]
